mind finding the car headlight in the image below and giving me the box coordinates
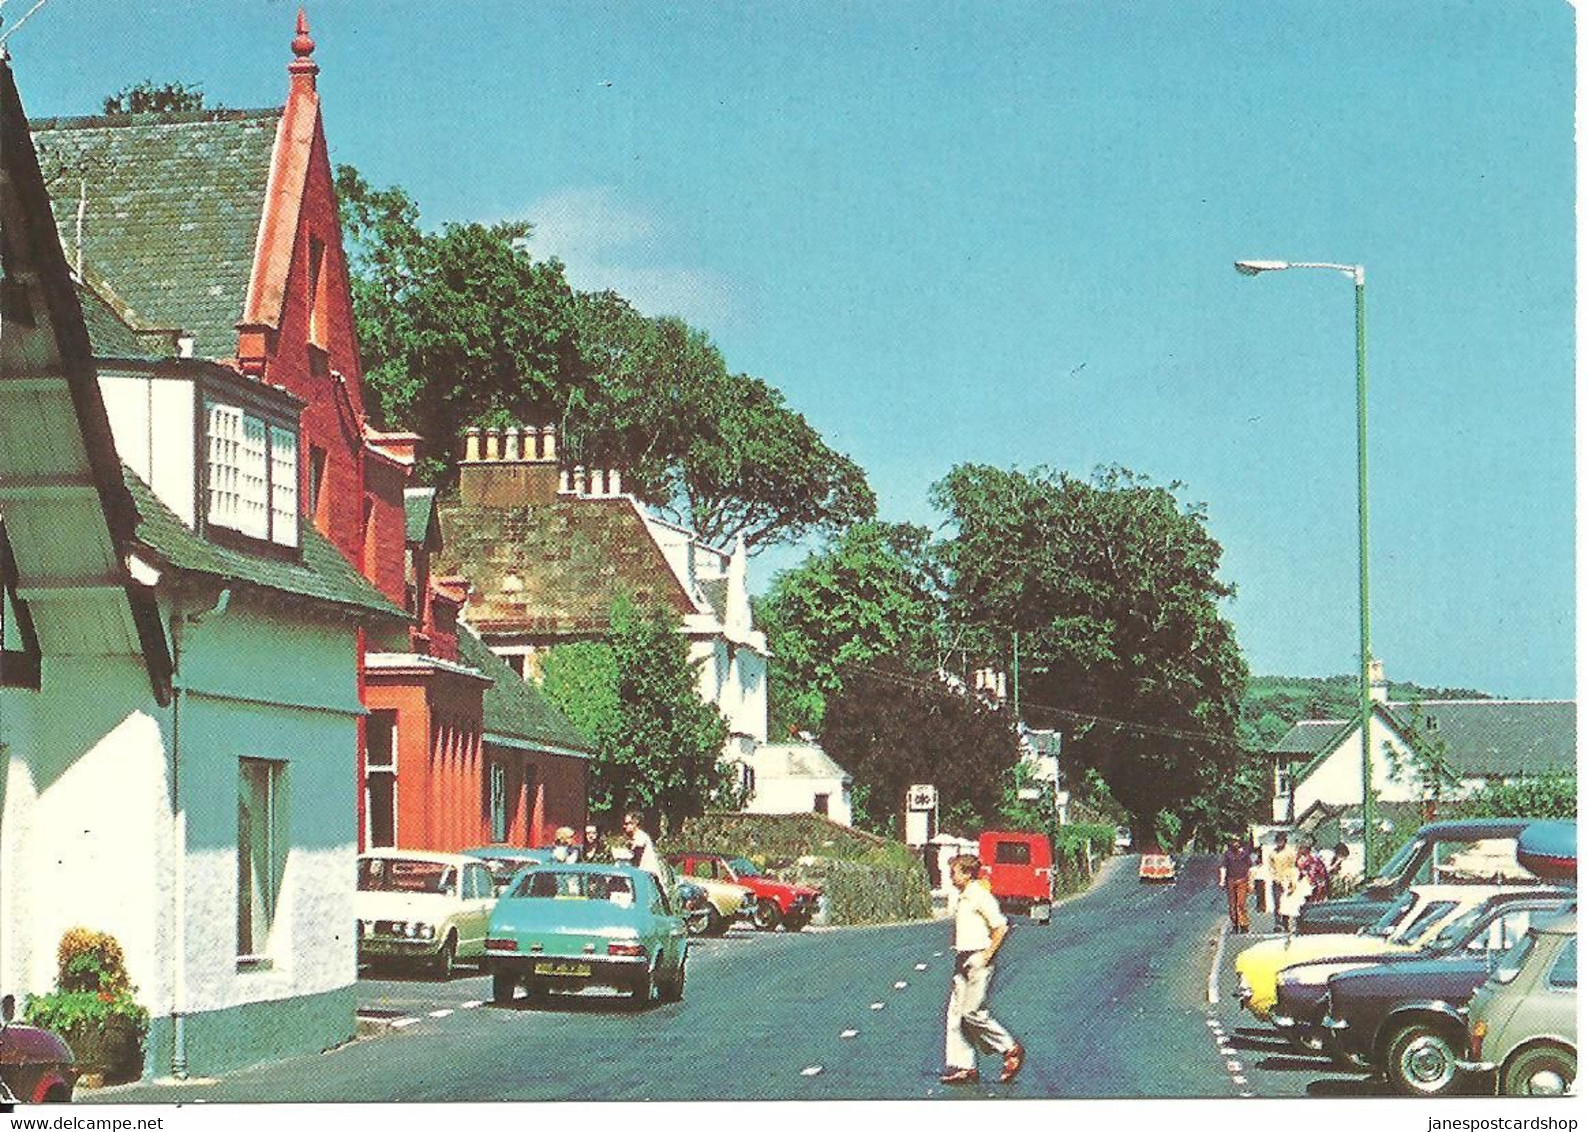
[416,923,435,941]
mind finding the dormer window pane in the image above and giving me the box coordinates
[270,426,299,547]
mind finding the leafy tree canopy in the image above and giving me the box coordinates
[931,463,1248,834]
[103,81,211,115]
[538,595,733,833]
[759,521,942,734]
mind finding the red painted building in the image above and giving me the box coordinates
[31,11,592,855]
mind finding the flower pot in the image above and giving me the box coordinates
[64,1014,144,1084]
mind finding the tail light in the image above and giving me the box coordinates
[485,938,518,953]
[1468,1020,1486,1061]
[608,941,645,957]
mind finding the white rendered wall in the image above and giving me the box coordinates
[1291,714,1417,816]
[98,372,196,527]
[743,774,852,827]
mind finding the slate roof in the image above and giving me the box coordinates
[436,496,695,637]
[30,108,281,358]
[751,742,851,783]
[1279,699,1576,783]
[454,625,593,757]
[405,489,437,546]
[123,467,407,622]
[77,282,160,359]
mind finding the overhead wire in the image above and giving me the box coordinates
[0,0,54,48]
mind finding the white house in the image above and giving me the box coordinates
[741,742,853,826]
[1267,666,1575,825]
[0,55,406,1079]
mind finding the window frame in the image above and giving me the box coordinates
[203,397,300,550]
[237,757,288,966]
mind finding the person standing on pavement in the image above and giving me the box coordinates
[940,854,1025,1086]
[622,811,663,880]
[1218,836,1253,933]
[583,824,605,862]
[1266,833,1298,933]
[552,826,582,863]
[1296,840,1330,904]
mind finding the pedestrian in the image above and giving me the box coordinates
[552,826,582,863]
[621,811,663,880]
[583,823,605,862]
[1218,835,1253,933]
[1266,832,1298,933]
[939,854,1025,1086]
[1296,840,1330,904]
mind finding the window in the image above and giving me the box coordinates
[813,793,830,817]
[488,760,508,844]
[366,710,397,848]
[238,758,287,960]
[307,236,328,348]
[206,402,298,547]
[994,841,1032,866]
[308,446,327,527]
[1276,768,1292,796]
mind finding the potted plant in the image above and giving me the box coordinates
[24,928,149,1086]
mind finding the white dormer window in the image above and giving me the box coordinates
[207,401,298,547]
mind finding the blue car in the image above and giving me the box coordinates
[484,864,688,1007]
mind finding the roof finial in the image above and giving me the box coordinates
[292,8,315,59]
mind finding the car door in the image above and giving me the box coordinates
[458,864,494,956]
[652,875,687,973]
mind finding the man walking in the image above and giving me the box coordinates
[1218,836,1253,934]
[1266,833,1298,933]
[940,854,1025,1086]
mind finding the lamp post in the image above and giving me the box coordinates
[1234,259,1375,873]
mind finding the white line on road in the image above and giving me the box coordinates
[390,1018,420,1029]
[801,1066,823,1076]
[460,1000,483,1009]
[870,1002,885,1010]
[915,963,928,971]
[428,1009,454,1018]
[1232,1076,1247,1085]
[894,981,908,989]
[1207,920,1230,1004]
[841,1030,858,1038]
[1225,1060,1241,1072]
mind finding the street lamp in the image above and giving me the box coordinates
[1234,258,1375,873]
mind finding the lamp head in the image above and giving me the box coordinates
[1234,259,1290,276]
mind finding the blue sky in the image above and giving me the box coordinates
[13,1,1576,698]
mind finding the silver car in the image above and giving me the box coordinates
[1458,911,1576,1096]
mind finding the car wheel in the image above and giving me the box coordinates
[783,912,809,933]
[752,900,782,931]
[1387,1023,1462,1097]
[1503,1045,1576,1097]
[702,907,729,936]
[1031,903,1052,925]
[492,970,517,1005]
[432,935,457,982]
[660,954,686,1003]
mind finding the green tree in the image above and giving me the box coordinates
[538,597,732,832]
[759,521,942,734]
[1458,774,1577,820]
[819,661,1020,838]
[103,81,210,115]
[932,463,1248,837]
[334,165,590,484]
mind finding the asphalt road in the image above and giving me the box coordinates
[91,855,1286,1103]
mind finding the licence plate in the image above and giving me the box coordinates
[533,960,592,978]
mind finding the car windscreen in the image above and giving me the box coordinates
[1424,903,1496,954]
[512,870,637,904]
[993,841,1032,865]
[728,857,762,877]
[1393,900,1456,944]
[359,858,455,895]
[1376,836,1427,886]
[1365,890,1419,937]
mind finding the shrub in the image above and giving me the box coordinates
[25,928,149,1084]
[782,855,933,926]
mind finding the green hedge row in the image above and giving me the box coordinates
[779,856,934,926]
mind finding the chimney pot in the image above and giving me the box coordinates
[543,424,557,462]
[464,428,481,462]
[484,429,501,461]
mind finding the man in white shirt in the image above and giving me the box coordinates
[622,811,663,880]
[940,854,1025,1086]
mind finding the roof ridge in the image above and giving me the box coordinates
[1388,698,1573,707]
[30,106,283,130]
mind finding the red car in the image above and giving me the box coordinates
[669,853,822,932]
[0,994,76,1105]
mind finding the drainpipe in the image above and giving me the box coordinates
[168,587,230,1080]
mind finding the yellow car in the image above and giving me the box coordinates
[1234,885,1496,1020]
[679,874,757,936]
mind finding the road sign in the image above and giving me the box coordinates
[907,784,937,811]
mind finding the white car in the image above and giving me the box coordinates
[356,850,498,978]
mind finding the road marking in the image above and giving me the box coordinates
[1225,1060,1241,1072]
[871,1002,885,1010]
[801,1066,823,1076]
[1240,1091,1255,1098]
[428,1009,454,1018]
[841,1030,858,1038]
[915,963,928,971]
[1207,920,1230,1004]
[933,951,944,957]
[390,1018,420,1029]
[1232,1076,1247,1085]
[460,1000,483,1009]
[894,981,908,989]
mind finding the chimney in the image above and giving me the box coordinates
[457,420,564,507]
[1369,658,1389,704]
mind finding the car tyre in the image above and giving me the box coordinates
[1502,1044,1576,1097]
[660,954,686,1003]
[432,934,457,982]
[783,912,809,933]
[491,970,517,1005]
[1031,903,1052,925]
[752,899,782,932]
[629,962,654,1007]
[1386,1023,1462,1097]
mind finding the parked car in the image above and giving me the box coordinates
[1320,889,1576,1095]
[1114,826,1133,853]
[1459,912,1576,1096]
[979,830,1054,924]
[1266,886,1526,1044]
[1139,852,1176,883]
[668,852,822,932]
[356,850,499,978]
[484,864,687,1006]
[674,872,756,936]
[461,847,547,895]
[1516,820,1577,884]
[0,994,75,1105]
[1241,883,1500,1022]
[1298,819,1541,936]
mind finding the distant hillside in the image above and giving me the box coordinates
[1239,674,1492,751]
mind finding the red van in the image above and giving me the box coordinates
[978,831,1054,925]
